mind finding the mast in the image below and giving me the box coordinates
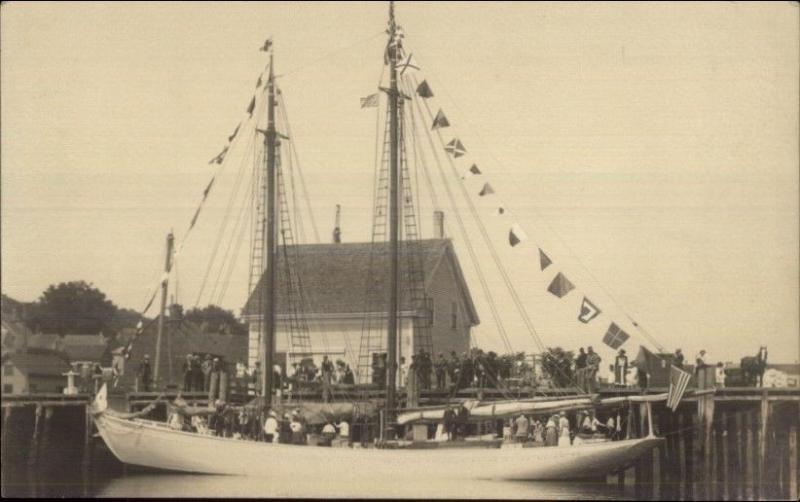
[385,0,400,418]
[154,231,174,385]
[261,52,278,406]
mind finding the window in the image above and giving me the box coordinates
[3,384,12,394]
[3,364,13,377]
[451,302,458,329]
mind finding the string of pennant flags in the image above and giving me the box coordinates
[134,38,275,339]
[360,65,642,356]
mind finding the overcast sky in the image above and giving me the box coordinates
[2,2,798,365]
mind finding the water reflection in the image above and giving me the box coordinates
[100,472,634,499]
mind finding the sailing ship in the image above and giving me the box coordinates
[92,2,669,481]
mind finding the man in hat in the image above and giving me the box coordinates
[263,409,279,443]
[138,354,152,392]
[202,354,213,392]
[585,347,602,393]
[182,354,194,391]
[435,353,447,391]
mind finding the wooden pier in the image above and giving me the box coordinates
[2,384,798,500]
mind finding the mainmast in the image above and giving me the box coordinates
[261,52,278,407]
[385,0,400,418]
[153,231,173,386]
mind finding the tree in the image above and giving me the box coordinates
[184,304,247,336]
[541,346,575,389]
[27,281,118,335]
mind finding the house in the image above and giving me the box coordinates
[242,238,479,382]
[111,317,248,391]
[1,348,71,395]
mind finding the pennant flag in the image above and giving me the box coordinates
[666,365,692,412]
[259,38,273,52]
[494,206,506,216]
[547,272,575,298]
[208,146,229,165]
[432,109,450,130]
[395,53,419,75]
[478,182,494,197]
[469,164,482,176]
[539,249,552,270]
[247,96,256,117]
[189,206,202,230]
[603,322,630,349]
[508,223,528,247]
[416,80,434,98]
[445,139,467,158]
[360,93,378,108]
[202,177,215,201]
[578,296,602,323]
[228,123,241,143]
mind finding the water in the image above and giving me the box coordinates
[2,448,636,499]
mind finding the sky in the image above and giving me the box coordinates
[2,2,798,366]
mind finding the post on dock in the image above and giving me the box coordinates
[84,403,93,467]
[2,406,12,448]
[27,403,43,467]
[744,410,755,500]
[758,389,770,498]
[677,411,687,500]
[721,411,730,501]
[789,425,798,501]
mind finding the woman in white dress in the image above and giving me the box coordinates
[557,411,571,447]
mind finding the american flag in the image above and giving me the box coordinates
[667,364,692,411]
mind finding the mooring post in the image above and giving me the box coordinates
[1,406,12,449]
[692,409,704,500]
[789,425,798,501]
[704,392,715,500]
[758,389,769,498]
[734,410,744,501]
[677,412,687,500]
[27,403,43,467]
[721,411,730,501]
[84,403,93,468]
[744,411,755,500]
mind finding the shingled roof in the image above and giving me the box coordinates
[242,239,479,324]
[2,349,71,377]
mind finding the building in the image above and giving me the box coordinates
[111,316,248,391]
[1,348,71,395]
[242,238,479,381]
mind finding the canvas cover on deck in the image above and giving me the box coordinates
[244,396,380,425]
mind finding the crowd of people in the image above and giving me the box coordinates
[505,409,621,446]
[168,403,352,447]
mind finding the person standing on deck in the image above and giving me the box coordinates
[406,355,419,408]
[321,422,336,446]
[544,415,559,446]
[514,414,530,444]
[321,356,334,402]
[263,409,279,443]
[448,351,460,390]
[557,411,571,446]
[585,347,601,393]
[202,354,213,392]
[614,349,629,386]
[336,419,350,446]
[398,356,408,389]
[674,348,685,369]
[575,348,587,391]
[443,405,456,441]
[138,354,152,392]
[435,353,447,390]
[181,354,194,391]
[715,362,726,388]
[343,364,355,385]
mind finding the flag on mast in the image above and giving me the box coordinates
[416,80,434,98]
[478,183,494,196]
[360,93,378,108]
[539,249,552,270]
[547,272,575,298]
[445,139,466,158]
[509,223,528,247]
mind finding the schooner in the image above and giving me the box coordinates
[92,2,669,481]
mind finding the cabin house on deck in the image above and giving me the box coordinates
[241,238,479,382]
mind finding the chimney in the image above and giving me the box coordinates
[433,211,445,239]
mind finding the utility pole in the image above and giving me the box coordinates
[154,231,174,384]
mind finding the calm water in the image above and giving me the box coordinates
[2,447,637,499]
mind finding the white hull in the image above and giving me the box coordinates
[94,412,661,481]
